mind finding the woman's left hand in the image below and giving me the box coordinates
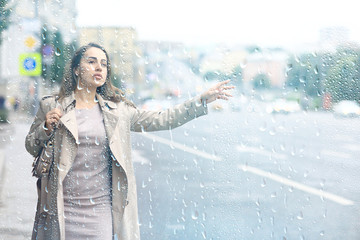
[200,79,235,105]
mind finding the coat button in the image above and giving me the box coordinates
[126,200,129,206]
[35,139,40,145]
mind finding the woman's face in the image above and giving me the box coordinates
[75,47,108,89]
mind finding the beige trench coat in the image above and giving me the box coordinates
[25,92,208,240]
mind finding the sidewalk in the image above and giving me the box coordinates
[0,150,5,202]
[0,123,13,198]
[0,118,36,239]
[0,110,32,195]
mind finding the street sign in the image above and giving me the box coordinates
[24,36,37,49]
[42,44,55,65]
[19,53,42,76]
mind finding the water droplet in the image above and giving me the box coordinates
[269,128,276,136]
[259,122,266,131]
[261,178,266,187]
[280,143,285,151]
[320,179,326,188]
[191,210,199,220]
[55,47,61,56]
[77,78,83,90]
[297,211,304,220]
[201,231,207,239]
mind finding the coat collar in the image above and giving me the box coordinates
[58,92,119,143]
[59,92,77,142]
[60,92,76,114]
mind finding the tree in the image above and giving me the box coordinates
[286,53,322,97]
[41,25,77,86]
[324,49,360,103]
[0,0,12,45]
[50,31,65,85]
[203,71,220,81]
[41,25,52,82]
[253,73,271,89]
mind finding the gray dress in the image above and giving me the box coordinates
[63,104,113,240]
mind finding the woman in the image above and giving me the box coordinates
[25,42,234,240]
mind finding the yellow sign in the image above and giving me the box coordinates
[19,53,42,76]
[25,36,37,48]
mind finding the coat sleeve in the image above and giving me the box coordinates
[129,96,208,132]
[25,98,54,157]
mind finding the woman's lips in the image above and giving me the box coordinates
[93,74,102,79]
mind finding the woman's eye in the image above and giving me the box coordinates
[101,63,107,67]
[88,60,95,64]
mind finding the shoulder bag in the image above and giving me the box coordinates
[31,128,56,178]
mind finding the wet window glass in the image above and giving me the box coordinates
[0,0,359,239]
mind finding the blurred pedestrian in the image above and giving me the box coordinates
[14,97,20,111]
[25,42,234,240]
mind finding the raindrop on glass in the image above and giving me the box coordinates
[191,210,199,220]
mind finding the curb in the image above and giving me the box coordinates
[0,150,5,202]
[0,150,4,178]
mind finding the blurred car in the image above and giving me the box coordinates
[0,96,9,123]
[210,94,248,112]
[266,99,301,114]
[229,100,241,112]
[228,95,247,112]
[333,100,360,117]
[210,102,226,111]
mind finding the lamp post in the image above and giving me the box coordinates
[32,0,40,116]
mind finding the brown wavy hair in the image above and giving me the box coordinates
[58,42,134,107]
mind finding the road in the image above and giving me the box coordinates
[132,109,360,240]
[0,109,359,239]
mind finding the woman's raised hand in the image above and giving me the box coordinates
[45,108,62,135]
[200,79,235,105]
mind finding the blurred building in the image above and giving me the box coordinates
[0,0,77,113]
[14,0,77,42]
[138,41,205,99]
[243,50,288,88]
[78,27,144,93]
[199,46,247,76]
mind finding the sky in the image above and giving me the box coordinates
[76,0,360,49]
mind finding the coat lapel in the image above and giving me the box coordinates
[58,93,78,143]
[59,109,78,143]
[97,94,119,142]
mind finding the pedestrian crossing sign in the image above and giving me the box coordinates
[19,53,42,76]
